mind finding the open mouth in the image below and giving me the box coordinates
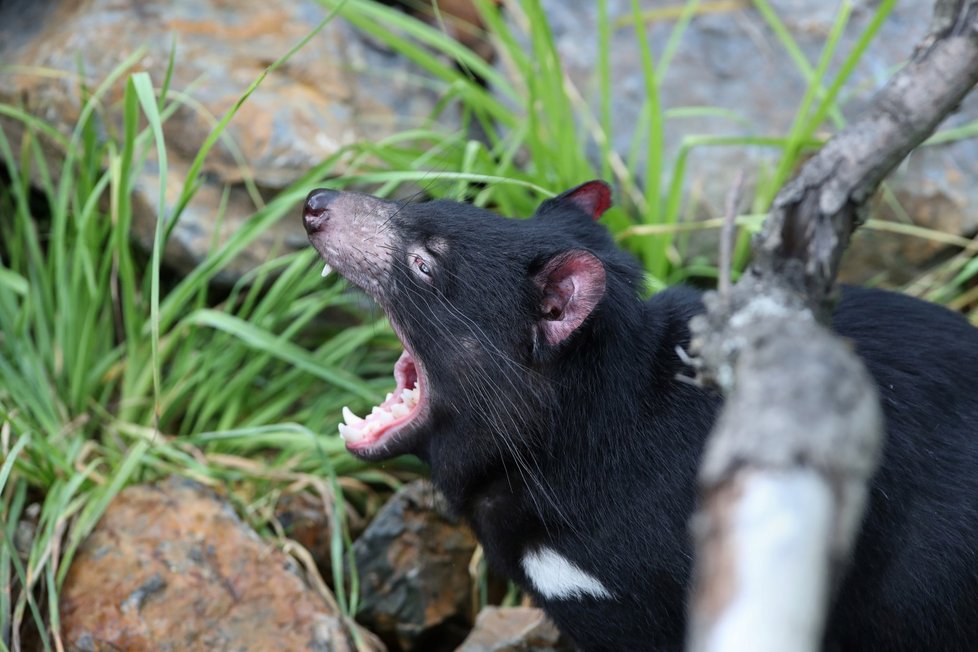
[338,349,426,454]
[308,249,426,455]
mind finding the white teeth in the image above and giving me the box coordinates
[338,423,366,444]
[385,393,393,402]
[321,263,333,278]
[337,382,421,445]
[401,386,420,407]
[342,406,363,425]
[400,386,420,407]
[391,404,409,418]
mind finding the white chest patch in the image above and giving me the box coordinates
[521,547,614,600]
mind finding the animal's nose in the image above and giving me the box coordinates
[303,189,340,234]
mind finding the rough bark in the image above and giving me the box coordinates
[685,2,978,651]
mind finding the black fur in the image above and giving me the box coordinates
[305,184,978,650]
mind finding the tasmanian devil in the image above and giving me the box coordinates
[301,180,978,651]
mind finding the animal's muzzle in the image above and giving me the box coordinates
[302,188,341,234]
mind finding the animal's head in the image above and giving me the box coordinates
[302,181,643,465]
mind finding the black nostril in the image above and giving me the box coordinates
[303,188,340,234]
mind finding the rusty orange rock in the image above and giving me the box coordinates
[455,606,570,652]
[59,476,383,652]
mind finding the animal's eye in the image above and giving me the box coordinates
[413,255,432,277]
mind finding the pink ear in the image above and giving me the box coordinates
[560,181,612,220]
[536,251,607,345]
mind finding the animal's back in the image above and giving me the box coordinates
[523,286,978,651]
[828,287,978,650]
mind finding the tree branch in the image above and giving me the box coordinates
[685,2,978,650]
[756,0,978,311]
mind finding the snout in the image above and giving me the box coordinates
[302,188,340,235]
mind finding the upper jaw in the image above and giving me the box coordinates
[303,189,399,302]
[309,239,386,303]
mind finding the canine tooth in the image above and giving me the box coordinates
[339,423,366,444]
[391,403,409,418]
[342,406,363,425]
[386,392,393,402]
[321,263,333,278]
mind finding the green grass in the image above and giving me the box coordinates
[0,7,405,648]
[2,0,978,648]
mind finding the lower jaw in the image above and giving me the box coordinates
[345,424,420,460]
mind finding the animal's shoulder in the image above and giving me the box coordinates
[834,286,978,382]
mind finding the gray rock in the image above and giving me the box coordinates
[353,480,481,651]
[0,0,453,280]
[515,0,978,283]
